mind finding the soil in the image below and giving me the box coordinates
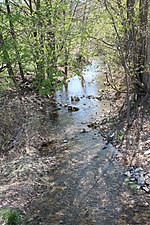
[96,87,150,172]
[0,89,63,219]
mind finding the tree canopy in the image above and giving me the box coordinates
[0,0,149,95]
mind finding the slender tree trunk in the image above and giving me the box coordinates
[138,0,149,90]
[140,0,150,94]
[45,0,57,76]
[29,0,33,14]
[126,0,137,74]
[0,31,17,85]
[143,34,150,94]
[62,4,68,78]
[5,0,25,82]
[35,0,45,79]
[64,48,68,78]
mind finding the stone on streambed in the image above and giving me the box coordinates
[106,130,115,142]
[145,177,150,185]
[96,96,102,101]
[86,95,102,101]
[68,105,80,111]
[87,121,99,129]
[124,171,131,178]
[71,96,80,102]
[124,167,150,193]
[137,176,145,186]
[142,186,150,193]
[80,128,88,133]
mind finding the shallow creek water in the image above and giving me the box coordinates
[24,60,150,224]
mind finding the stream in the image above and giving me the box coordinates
[23,60,150,224]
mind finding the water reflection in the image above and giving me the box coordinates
[56,60,101,101]
[54,60,108,132]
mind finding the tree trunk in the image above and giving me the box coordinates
[64,48,68,79]
[126,0,137,74]
[0,31,17,85]
[137,0,149,90]
[5,0,25,82]
[35,0,45,79]
[46,0,57,76]
[143,34,150,93]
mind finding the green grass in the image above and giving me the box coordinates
[0,208,21,225]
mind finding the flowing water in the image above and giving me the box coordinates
[23,60,150,225]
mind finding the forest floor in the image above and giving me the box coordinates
[96,86,150,193]
[0,88,61,223]
[98,88,150,170]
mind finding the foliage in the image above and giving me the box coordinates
[0,208,21,225]
[116,129,124,142]
[0,0,99,94]
[0,0,149,98]
[97,0,150,93]
[124,177,139,191]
